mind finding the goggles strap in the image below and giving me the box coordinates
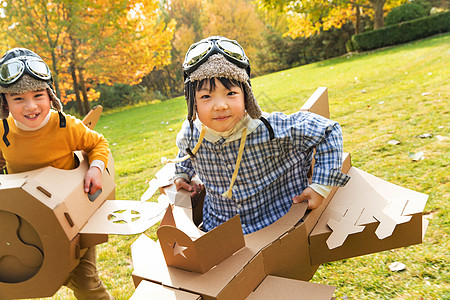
[2,119,10,147]
[259,117,274,140]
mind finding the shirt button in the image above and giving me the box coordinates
[227,164,233,169]
[237,204,242,209]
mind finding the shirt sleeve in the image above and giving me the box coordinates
[174,121,196,180]
[289,112,350,187]
[309,183,333,198]
[69,115,110,166]
[90,159,105,172]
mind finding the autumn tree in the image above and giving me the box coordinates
[0,0,175,115]
[258,0,407,39]
[201,0,266,67]
[140,0,207,98]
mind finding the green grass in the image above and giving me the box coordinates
[50,33,449,299]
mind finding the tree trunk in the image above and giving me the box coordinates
[50,50,62,100]
[78,69,90,115]
[69,35,85,115]
[70,64,84,115]
[370,0,386,29]
[354,5,361,35]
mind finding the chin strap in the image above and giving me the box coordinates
[222,127,247,199]
[162,124,207,164]
[2,119,10,147]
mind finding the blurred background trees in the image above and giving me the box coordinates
[0,0,446,114]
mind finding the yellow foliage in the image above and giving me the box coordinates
[202,0,265,61]
[0,0,175,105]
[322,5,355,31]
[285,12,321,38]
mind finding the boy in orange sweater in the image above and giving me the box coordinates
[0,48,112,299]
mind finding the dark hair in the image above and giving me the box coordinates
[193,77,244,94]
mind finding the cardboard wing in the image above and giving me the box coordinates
[309,166,429,265]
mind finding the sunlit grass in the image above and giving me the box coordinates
[48,33,449,299]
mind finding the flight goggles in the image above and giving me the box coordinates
[183,37,249,75]
[0,56,52,87]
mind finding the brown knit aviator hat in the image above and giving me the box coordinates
[0,48,62,119]
[183,36,262,124]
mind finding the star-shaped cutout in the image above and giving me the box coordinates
[108,209,141,224]
[168,241,188,258]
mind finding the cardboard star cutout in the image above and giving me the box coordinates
[169,241,188,258]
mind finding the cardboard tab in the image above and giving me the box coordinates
[300,87,330,118]
[82,105,103,129]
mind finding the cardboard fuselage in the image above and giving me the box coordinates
[130,87,429,299]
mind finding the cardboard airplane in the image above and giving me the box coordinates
[129,87,429,299]
[0,106,166,299]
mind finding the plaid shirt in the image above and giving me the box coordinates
[175,111,350,234]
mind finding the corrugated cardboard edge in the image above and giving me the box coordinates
[247,275,335,300]
[131,280,201,300]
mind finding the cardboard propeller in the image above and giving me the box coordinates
[0,106,165,299]
[130,87,429,299]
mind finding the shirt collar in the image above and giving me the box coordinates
[15,110,51,131]
[194,114,261,143]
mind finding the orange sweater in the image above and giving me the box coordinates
[0,110,109,173]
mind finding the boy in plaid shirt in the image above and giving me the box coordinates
[170,36,350,234]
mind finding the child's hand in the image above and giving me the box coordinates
[174,178,204,197]
[292,187,324,210]
[84,166,103,194]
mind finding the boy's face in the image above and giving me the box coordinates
[195,78,246,132]
[4,89,52,128]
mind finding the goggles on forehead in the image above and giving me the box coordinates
[0,56,52,87]
[183,37,249,76]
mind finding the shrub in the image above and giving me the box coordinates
[95,83,142,109]
[351,11,450,51]
[385,3,428,26]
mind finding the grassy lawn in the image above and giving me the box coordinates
[50,33,449,299]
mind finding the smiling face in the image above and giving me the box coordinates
[195,78,246,132]
[4,89,51,128]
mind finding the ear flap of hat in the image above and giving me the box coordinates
[0,95,8,119]
[46,85,63,112]
[243,80,262,119]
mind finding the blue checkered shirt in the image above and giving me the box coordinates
[175,111,350,234]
